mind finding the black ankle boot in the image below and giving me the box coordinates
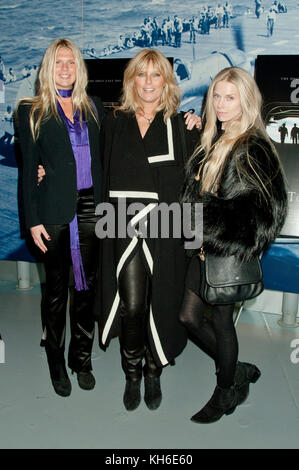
[144,376,162,410]
[49,363,72,397]
[235,362,261,405]
[191,385,238,424]
[123,379,142,411]
[77,371,96,390]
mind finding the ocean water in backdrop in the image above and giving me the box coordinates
[0,0,298,259]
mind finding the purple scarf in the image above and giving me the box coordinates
[57,88,93,291]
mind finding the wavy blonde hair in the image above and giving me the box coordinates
[17,38,97,140]
[116,49,181,122]
[194,66,274,195]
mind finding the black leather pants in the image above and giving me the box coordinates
[42,188,99,374]
[118,247,162,381]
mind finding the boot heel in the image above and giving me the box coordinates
[251,367,261,384]
[225,406,236,416]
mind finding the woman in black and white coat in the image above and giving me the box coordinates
[95,49,200,411]
[180,66,288,424]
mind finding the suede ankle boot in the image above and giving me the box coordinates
[191,385,239,424]
[235,362,261,405]
[77,371,96,390]
[123,379,142,411]
[49,363,72,397]
[144,376,162,410]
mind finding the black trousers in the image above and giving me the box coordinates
[118,247,162,381]
[42,188,99,373]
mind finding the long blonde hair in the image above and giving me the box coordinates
[17,38,97,140]
[116,49,181,122]
[194,67,273,195]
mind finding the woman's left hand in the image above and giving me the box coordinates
[184,112,202,131]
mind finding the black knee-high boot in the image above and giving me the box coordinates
[43,223,72,397]
[118,249,149,411]
[143,347,162,410]
[67,189,98,390]
[120,307,145,411]
[119,299,146,383]
[68,286,96,390]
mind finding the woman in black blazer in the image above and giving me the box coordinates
[17,38,104,397]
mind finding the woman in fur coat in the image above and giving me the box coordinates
[180,66,288,424]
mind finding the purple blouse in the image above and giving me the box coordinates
[57,95,93,291]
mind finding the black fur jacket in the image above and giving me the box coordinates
[181,131,288,261]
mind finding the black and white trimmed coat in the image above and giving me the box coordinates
[94,110,199,368]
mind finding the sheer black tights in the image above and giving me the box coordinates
[179,288,238,388]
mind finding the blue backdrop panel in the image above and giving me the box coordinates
[1,0,299,261]
[261,244,299,294]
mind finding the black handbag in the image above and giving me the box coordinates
[198,248,264,305]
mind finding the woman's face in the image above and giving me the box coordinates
[54,47,76,90]
[134,60,165,108]
[213,80,242,129]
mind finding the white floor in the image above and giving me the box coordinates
[1,280,299,450]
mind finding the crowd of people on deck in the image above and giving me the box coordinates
[86,4,235,58]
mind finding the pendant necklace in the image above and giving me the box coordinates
[137,111,154,126]
[142,115,152,125]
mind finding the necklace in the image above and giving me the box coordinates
[137,111,154,126]
[142,115,152,125]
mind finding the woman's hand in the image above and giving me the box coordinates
[184,112,202,131]
[38,165,46,184]
[30,225,50,253]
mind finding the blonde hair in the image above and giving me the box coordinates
[116,49,181,122]
[194,67,273,195]
[17,38,97,140]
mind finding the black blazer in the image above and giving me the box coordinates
[17,96,105,229]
